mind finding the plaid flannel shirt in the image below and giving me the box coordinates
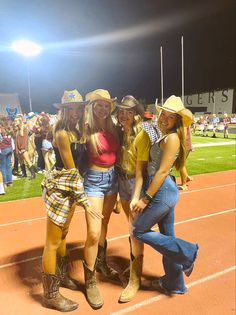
[41,168,90,227]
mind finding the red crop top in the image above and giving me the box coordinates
[87,131,119,166]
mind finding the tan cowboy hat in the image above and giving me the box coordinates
[156,95,193,127]
[85,89,117,112]
[54,89,89,109]
[116,95,144,117]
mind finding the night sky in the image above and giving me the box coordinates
[0,0,235,113]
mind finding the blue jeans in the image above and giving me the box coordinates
[84,167,118,197]
[0,147,13,185]
[133,175,198,294]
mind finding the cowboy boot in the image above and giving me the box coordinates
[96,240,120,281]
[83,260,103,309]
[42,272,78,312]
[20,164,27,177]
[122,237,132,280]
[57,254,80,290]
[29,165,35,180]
[119,254,143,303]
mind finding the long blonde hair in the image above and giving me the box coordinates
[85,101,118,155]
[53,107,86,144]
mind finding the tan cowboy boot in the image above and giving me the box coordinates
[119,254,143,303]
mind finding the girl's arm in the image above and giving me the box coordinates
[130,160,147,210]
[55,130,75,169]
[132,133,180,213]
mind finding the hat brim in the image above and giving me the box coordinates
[89,96,117,104]
[53,101,89,109]
[157,106,193,127]
[116,104,144,117]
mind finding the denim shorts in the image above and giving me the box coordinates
[83,167,118,198]
[118,176,135,201]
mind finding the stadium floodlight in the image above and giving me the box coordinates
[11,39,42,112]
[11,39,42,57]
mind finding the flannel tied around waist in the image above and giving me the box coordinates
[41,168,90,226]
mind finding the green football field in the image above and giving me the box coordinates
[1,133,235,202]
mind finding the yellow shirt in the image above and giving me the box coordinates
[119,129,151,173]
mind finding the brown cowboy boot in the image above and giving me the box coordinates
[119,254,143,303]
[28,165,35,180]
[42,272,78,312]
[83,260,103,309]
[57,254,80,290]
[96,240,120,281]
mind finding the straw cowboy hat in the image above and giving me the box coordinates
[156,95,193,127]
[116,95,144,116]
[85,89,117,112]
[54,89,89,109]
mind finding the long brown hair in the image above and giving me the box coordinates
[173,115,186,171]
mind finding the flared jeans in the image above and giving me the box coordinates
[133,175,198,293]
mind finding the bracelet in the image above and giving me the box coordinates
[141,197,150,205]
[144,191,153,201]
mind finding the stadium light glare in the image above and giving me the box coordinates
[11,39,42,57]
[11,39,42,112]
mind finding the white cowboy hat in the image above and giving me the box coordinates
[157,95,193,127]
[54,89,89,109]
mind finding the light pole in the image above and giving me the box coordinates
[11,39,42,112]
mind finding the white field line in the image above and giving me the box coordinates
[110,266,236,315]
[193,141,235,148]
[0,208,235,269]
[0,183,234,228]
[179,183,235,195]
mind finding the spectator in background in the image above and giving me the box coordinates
[212,114,218,138]
[32,115,45,173]
[5,104,18,121]
[14,115,35,180]
[42,125,54,171]
[223,113,230,138]
[0,171,5,195]
[0,124,13,187]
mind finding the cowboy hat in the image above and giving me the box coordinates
[54,89,89,109]
[116,95,144,117]
[85,89,117,103]
[85,89,117,112]
[156,95,193,127]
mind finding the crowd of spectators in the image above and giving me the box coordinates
[192,113,235,138]
[0,111,57,195]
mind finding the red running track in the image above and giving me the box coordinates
[0,170,235,315]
